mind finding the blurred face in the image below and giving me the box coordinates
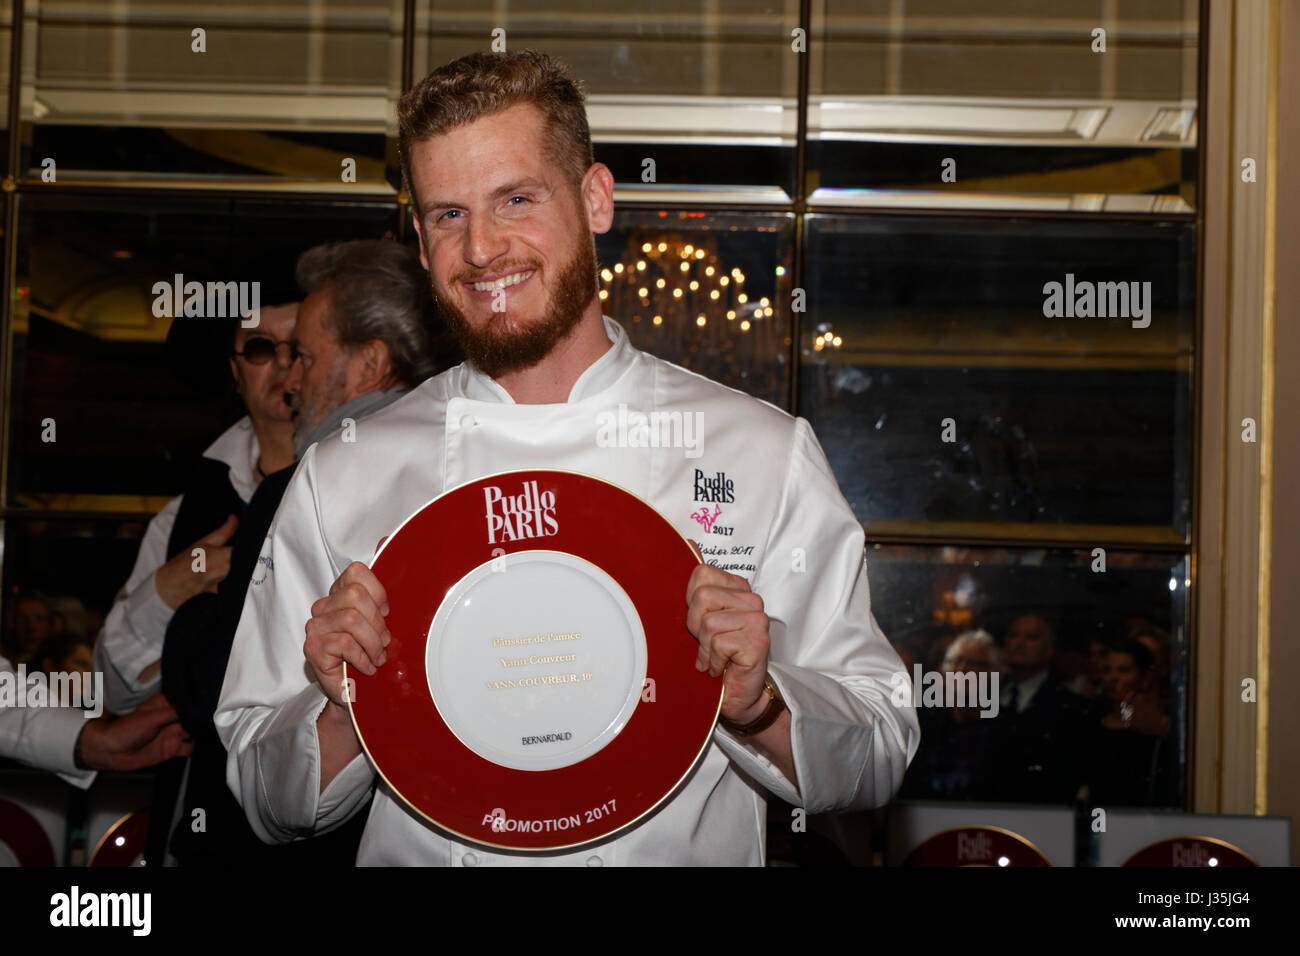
[60,643,94,677]
[285,287,356,443]
[943,638,992,675]
[14,598,51,654]
[1004,615,1053,673]
[230,303,297,426]
[1104,650,1144,701]
[408,102,608,377]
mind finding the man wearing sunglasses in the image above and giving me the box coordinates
[86,300,296,865]
[156,239,457,867]
[93,304,299,721]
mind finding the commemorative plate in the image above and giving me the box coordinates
[347,469,721,852]
[901,825,1052,867]
[0,798,55,867]
[1123,836,1257,867]
[89,809,150,867]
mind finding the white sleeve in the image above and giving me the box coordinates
[712,417,920,812]
[92,496,182,715]
[0,656,95,789]
[215,446,375,844]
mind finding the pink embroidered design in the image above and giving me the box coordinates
[690,504,722,532]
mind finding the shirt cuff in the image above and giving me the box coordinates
[253,683,375,838]
[711,665,803,806]
[20,707,94,783]
[57,766,98,790]
[319,752,374,824]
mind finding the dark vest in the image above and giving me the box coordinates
[148,455,246,866]
[165,457,246,560]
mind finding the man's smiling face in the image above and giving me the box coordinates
[408,101,607,377]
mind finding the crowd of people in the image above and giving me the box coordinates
[1,591,99,682]
[897,613,1179,806]
[1,237,458,827]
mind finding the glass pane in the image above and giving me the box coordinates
[414,1,798,196]
[811,0,1198,210]
[869,543,1188,808]
[596,208,794,407]
[22,0,402,187]
[800,215,1194,539]
[6,194,399,506]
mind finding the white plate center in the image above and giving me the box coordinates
[425,550,647,771]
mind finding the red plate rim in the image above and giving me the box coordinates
[89,808,150,867]
[1122,835,1258,867]
[346,468,722,852]
[0,797,56,867]
[901,825,1053,867]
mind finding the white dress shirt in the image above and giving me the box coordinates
[93,417,260,715]
[216,317,919,865]
[0,655,94,788]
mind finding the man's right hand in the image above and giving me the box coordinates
[304,561,391,707]
[153,514,239,610]
[77,694,193,771]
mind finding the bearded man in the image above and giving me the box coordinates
[216,50,917,866]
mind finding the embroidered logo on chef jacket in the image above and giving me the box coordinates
[690,469,737,537]
[484,479,559,545]
[686,468,757,576]
[690,503,723,533]
[251,544,274,585]
[693,469,735,503]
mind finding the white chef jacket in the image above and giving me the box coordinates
[0,655,94,789]
[93,417,260,715]
[216,316,919,866]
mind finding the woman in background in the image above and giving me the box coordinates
[1082,637,1176,806]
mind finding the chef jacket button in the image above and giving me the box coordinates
[585,855,603,867]
[462,852,479,867]
[459,414,476,430]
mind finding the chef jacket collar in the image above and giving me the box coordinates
[458,315,632,405]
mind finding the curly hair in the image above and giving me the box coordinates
[398,50,593,214]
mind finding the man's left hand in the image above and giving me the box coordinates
[685,563,771,724]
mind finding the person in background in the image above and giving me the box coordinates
[1082,637,1175,806]
[1130,623,1173,710]
[159,239,457,866]
[93,303,299,715]
[93,298,298,866]
[1,590,54,666]
[993,612,1087,802]
[35,632,95,680]
[900,629,1006,800]
[45,595,93,643]
[1,654,191,786]
[1065,634,1111,699]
